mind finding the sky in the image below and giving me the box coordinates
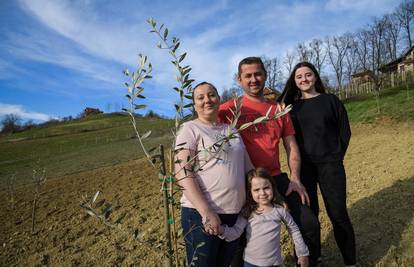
[0,0,402,121]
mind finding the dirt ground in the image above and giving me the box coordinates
[0,120,413,267]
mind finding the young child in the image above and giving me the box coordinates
[219,168,309,267]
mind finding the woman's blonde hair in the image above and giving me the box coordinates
[241,167,287,218]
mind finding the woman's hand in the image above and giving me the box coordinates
[297,256,309,267]
[201,210,221,235]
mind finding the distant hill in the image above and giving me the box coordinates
[0,113,174,185]
[0,85,412,185]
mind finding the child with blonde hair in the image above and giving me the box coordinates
[220,168,309,267]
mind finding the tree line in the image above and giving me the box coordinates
[221,0,414,101]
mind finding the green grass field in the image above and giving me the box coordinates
[344,85,414,122]
[0,113,174,185]
[0,85,412,185]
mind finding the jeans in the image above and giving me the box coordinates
[301,160,356,265]
[181,207,240,267]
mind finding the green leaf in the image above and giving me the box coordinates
[125,94,132,101]
[183,103,193,108]
[173,87,180,92]
[85,210,95,217]
[183,79,193,88]
[172,42,180,53]
[253,116,267,124]
[92,191,100,203]
[123,68,129,76]
[140,130,151,140]
[147,17,156,27]
[163,28,168,40]
[183,114,193,120]
[238,122,253,131]
[184,94,193,100]
[134,104,147,110]
[265,106,273,118]
[144,75,152,79]
[174,104,181,112]
[179,52,187,63]
[148,147,157,153]
[125,83,133,94]
[137,94,146,99]
[183,68,192,76]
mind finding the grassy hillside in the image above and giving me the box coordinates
[0,85,412,185]
[0,113,174,185]
[344,85,414,123]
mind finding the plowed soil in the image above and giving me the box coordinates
[1,121,413,266]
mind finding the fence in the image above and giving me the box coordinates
[330,71,414,100]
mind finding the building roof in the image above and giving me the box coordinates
[378,45,414,72]
[351,70,374,78]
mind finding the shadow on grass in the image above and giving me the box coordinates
[322,176,414,266]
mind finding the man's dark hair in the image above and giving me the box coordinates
[237,57,267,77]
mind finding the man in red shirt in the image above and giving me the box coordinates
[219,57,321,267]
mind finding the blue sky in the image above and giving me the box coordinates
[0,0,401,121]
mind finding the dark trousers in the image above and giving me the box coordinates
[181,207,240,267]
[301,160,356,265]
[231,173,321,267]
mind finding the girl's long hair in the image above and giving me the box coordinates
[278,61,326,105]
[241,168,286,218]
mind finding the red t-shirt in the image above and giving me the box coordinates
[219,96,295,176]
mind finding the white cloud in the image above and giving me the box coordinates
[0,103,56,121]
[325,0,397,14]
[8,0,403,103]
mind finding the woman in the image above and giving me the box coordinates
[175,82,253,267]
[278,62,356,267]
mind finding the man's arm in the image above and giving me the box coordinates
[282,135,310,206]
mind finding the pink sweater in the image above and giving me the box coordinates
[221,205,309,266]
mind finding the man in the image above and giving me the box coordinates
[219,57,321,267]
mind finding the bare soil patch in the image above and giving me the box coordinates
[1,121,413,266]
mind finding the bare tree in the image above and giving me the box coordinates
[326,34,351,90]
[355,29,371,71]
[296,42,314,62]
[283,50,296,76]
[383,13,401,60]
[309,38,327,74]
[1,114,21,134]
[368,18,388,77]
[220,86,243,103]
[344,35,360,85]
[395,0,414,48]
[262,56,283,91]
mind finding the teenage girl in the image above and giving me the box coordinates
[278,61,356,267]
[219,168,309,267]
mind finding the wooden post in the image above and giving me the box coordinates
[169,149,180,267]
[31,197,37,234]
[160,145,173,267]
